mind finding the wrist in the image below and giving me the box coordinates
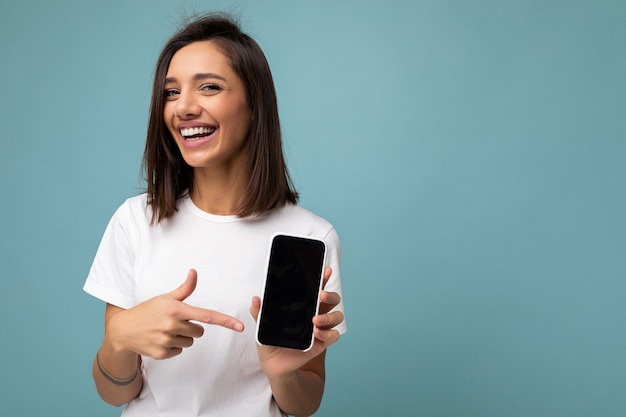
[96,350,140,386]
[265,368,298,385]
[266,369,324,417]
[104,313,135,356]
[101,324,140,375]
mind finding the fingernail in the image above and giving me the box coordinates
[234,323,244,332]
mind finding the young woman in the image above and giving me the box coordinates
[84,14,346,417]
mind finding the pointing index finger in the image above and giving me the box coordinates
[179,304,244,332]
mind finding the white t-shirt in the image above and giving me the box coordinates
[84,194,346,417]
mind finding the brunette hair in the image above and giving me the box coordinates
[143,13,298,223]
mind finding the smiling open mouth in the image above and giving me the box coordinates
[180,126,216,141]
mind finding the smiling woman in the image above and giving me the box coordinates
[83,13,347,417]
[143,15,298,222]
[162,41,253,207]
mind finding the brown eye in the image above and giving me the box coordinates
[201,84,222,92]
[164,89,179,99]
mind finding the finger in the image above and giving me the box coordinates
[163,347,183,359]
[175,320,205,339]
[319,290,341,307]
[321,267,332,290]
[313,310,345,329]
[178,304,244,332]
[249,296,261,322]
[151,327,201,359]
[168,269,198,302]
[151,345,184,360]
[317,290,341,315]
[169,335,196,349]
[314,327,341,345]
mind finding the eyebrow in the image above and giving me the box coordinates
[164,73,227,84]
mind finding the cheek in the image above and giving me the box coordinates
[163,104,174,124]
[226,102,252,133]
[163,105,178,136]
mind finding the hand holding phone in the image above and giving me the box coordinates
[256,234,326,351]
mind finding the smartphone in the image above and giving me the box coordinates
[256,234,327,351]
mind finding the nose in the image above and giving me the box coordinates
[175,91,201,119]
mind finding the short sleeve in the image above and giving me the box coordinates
[83,201,140,309]
[323,227,347,335]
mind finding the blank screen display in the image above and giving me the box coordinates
[257,235,326,350]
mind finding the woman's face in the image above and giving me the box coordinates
[163,41,252,175]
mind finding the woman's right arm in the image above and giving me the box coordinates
[91,270,245,406]
[93,303,143,406]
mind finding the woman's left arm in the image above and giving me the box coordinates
[250,267,345,417]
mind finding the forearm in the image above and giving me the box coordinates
[92,341,142,407]
[269,369,325,417]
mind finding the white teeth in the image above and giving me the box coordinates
[180,127,215,137]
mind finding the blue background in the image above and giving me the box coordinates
[1,0,625,415]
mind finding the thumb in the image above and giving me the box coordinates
[169,269,198,301]
[249,296,261,322]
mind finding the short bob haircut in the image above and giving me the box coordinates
[143,13,298,223]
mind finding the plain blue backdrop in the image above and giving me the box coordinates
[1,0,625,416]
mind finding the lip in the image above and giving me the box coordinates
[176,122,218,149]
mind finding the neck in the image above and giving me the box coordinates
[190,166,248,216]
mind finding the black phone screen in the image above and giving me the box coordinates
[257,234,326,350]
